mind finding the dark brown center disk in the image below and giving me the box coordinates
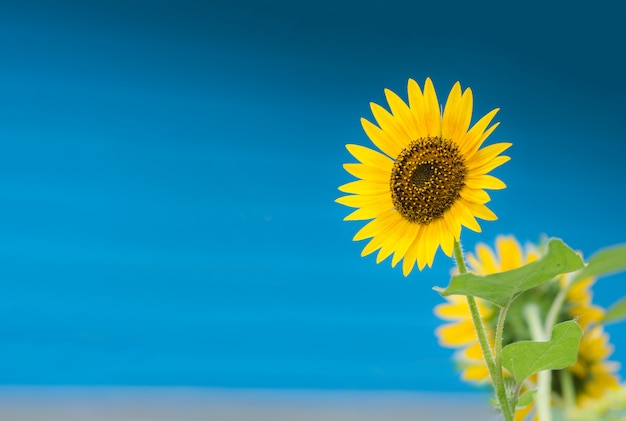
[390,136,467,224]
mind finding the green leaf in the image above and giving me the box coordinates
[501,321,582,383]
[572,243,626,283]
[604,296,626,324]
[516,389,537,408]
[435,238,584,307]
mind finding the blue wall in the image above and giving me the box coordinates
[0,0,625,391]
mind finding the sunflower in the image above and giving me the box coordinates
[566,383,626,420]
[435,236,621,420]
[336,78,510,276]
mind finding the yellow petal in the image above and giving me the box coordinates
[441,82,462,137]
[575,305,604,327]
[463,201,498,221]
[407,78,429,139]
[458,108,499,157]
[343,203,393,221]
[433,217,454,259]
[465,174,507,190]
[442,83,473,143]
[453,88,474,145]
[460,187,491,204]
[468,142,512,169]
[391,223,421,267]
[468,155,510,176]
[441,205,462,240]
[370,102,411,147]
[360,215,405,257]
[346,144,394,171]
[343,163,389,181]
[335,192,389,208]
[495,236,523,271]
[436,319,477,346]
[375,219,409,264]
[338,180,389,195]
[384,88,417,140]
[525,247,541,263]
[402,234,420,276]
[451,200,482,232]
[340,195,392,219]
[360,233,387,257]
[428,221,443,267]
[439,217,455,257]
[422,77,442,136]
[352,210,398,241]
[434,299,469,320]
[361,117,402,158]
[568,276,594,298]
[462,342,484,360]
[466,122,501,157]
[418,220,445,269]
[462,364,490,383]
[472,243,499,274]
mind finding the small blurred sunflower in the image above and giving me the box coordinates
[566,383,626,420]
[336,78,510,275]
[435,236,620,420]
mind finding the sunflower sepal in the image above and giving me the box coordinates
[501,320,582,385]
[434,238,584,307]
[516,389,537,408]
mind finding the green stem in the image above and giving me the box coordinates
[544,287,567,334]
[524,303,552,421]
[539,285,576,414]
[495,303,514,417]
[453,240,468,274]
[559,369,576,409]
[453,240,514,421]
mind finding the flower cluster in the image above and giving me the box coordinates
[337,77,625,421]
[435,236,621,420]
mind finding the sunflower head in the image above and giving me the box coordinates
[435,236,621,419]
[337,78,510,276]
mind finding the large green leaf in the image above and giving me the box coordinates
[572,243,626,283]
[435,238,584,307]
[501,321,582,383]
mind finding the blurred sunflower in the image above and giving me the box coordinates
[435,235,621,420]
[566,383,626,420]
[336,78,510,275]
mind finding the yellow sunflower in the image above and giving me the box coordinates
[435,235,621,420]
[336,78,510,275]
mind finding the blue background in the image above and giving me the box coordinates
[1,0,625,392]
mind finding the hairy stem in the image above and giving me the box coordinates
[453,240,513,421]
[495,302,514,416]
